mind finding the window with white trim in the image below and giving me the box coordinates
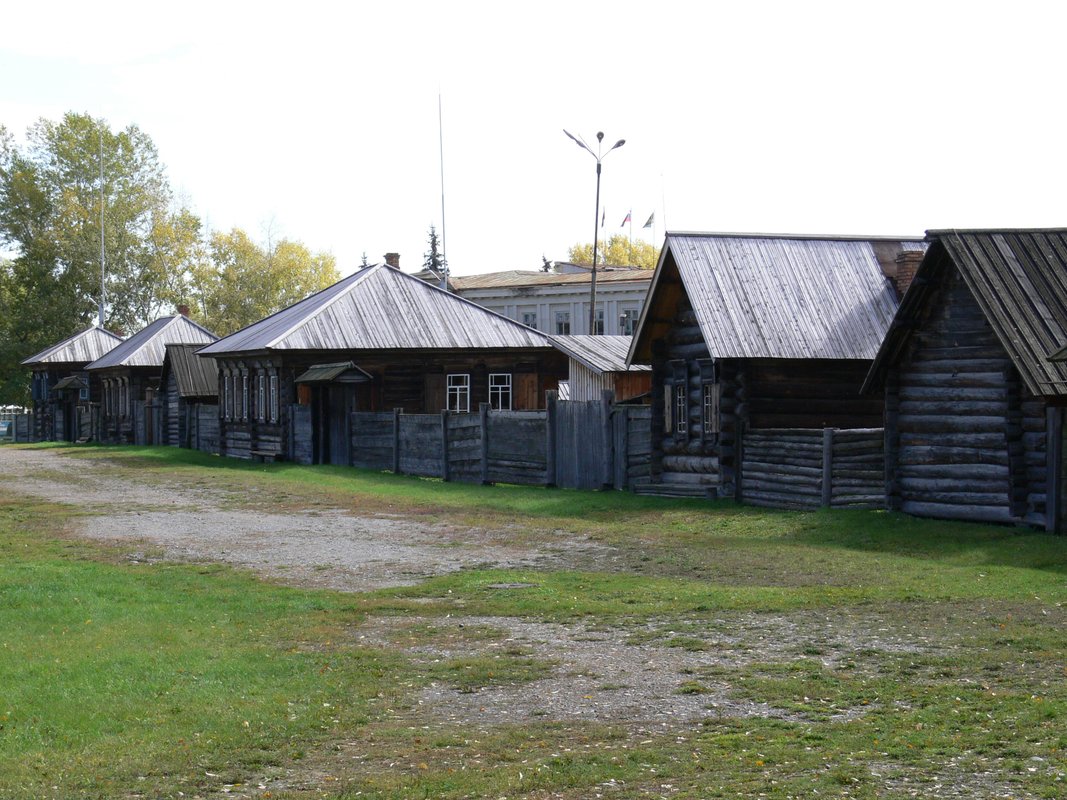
[620,308,639,336]
[698,359,719,438]
[555,311,570,335]
[489,373,512,410]
[241,373,249,421]
[256,371,266,422]
[522,311,537,329]
[446,374,470,412]
[269,374,279,423]
[593,308,604,335]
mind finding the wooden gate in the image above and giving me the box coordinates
[554,399,609,490]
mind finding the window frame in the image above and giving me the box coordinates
[446,373,470,413]
[489,373,512,411]
[555,310,571,335]
[269,373,279,423]
[698,359,719,439]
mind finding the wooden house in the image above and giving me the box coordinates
[550,335,651,402]
[628,232,925,498]
[86,315,218,444]
[20,326,125,442]
[863,228,1067,531]
[197,264,567,464]
[159,343,220,451]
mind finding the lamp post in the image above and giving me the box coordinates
[563,129,625,335]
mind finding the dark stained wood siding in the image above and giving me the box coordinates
[886,264,1049,526]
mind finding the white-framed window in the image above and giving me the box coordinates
[620,308,639,336]
[241,373,249,421]
[675,384,687,436]
[256,371,266,422]
[489,373,512,410]
[269,374,279,423]
[522,311,537,329]
[447,374,470,412]
[223,374,232,420]
[669,360,687,439]
[555,311,570,335]
[699,360,718,438]
[594,308,604,335]
[702,383,720,436]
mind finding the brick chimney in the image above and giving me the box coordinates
[177,304,190,317]
[893,250,924,298]
[384,252,400,269]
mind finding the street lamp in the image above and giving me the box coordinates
[563,129,625,335]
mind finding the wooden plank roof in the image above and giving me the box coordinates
[550,335,651,374]
[88,315,217,370]
[199,264,555,356]
[865,228,1067,397]
[21,325,124,367]
[162,343,219,398]
[629,232,923,364]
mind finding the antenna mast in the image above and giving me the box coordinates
[98,126,106,327]
[438,92,448,291]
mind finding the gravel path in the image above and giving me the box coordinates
[0,446,603,591]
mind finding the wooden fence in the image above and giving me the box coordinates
[341,394,651,491]
[740,427,885,510]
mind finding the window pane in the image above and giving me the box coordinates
[489,373,512,410]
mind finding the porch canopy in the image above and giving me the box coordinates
[295,362,372,384]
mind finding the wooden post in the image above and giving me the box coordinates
[602,389,615,489]
[479,402,490,485]
[440,409,450,482]
[545,390,558,487]
[1046,407,1062,534]
[615,406,629,490]
[392,407,401,474]
[822,427,834,508]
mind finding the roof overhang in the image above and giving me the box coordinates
[295,361,373,384]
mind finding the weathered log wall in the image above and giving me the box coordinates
[886,266,1049,526]
[741,428,884,510]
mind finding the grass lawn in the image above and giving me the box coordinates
[1,443,1065,798]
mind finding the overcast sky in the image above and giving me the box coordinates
[3,1,1065,276]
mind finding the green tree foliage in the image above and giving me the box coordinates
[191,228,339,335]
[423,224,445,272]
[567,234,659,269]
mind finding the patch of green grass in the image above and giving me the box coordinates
[0,492,404,798]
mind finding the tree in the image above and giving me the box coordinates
[423,224,445,272]
[567,234,659,269]
[190,228,339,335]
[0,112,194,376]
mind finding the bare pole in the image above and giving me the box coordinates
[438,92,448,290]
[98,126,106,327]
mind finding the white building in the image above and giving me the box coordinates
[448,267,652,336]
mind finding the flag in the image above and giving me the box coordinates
[601,207,606,228]
[643,212,655,229]
[621,210,631,227]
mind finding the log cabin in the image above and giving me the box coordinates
[159,343,220,450]
[86,314,218,444]
[628,232,925,498]
[863,228,1067,531]
[21,326,125,441]
[197,263,567,464]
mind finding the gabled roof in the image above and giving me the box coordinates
[550,335,651,374]
[629,232,924,364]
[295,362,373,384]
[21,325,124,367]
[87,315,217,370]
[161,343,219,398]
[864,228,1067,397]
[199,264,554,356]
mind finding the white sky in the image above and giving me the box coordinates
[3,1,1065,276]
